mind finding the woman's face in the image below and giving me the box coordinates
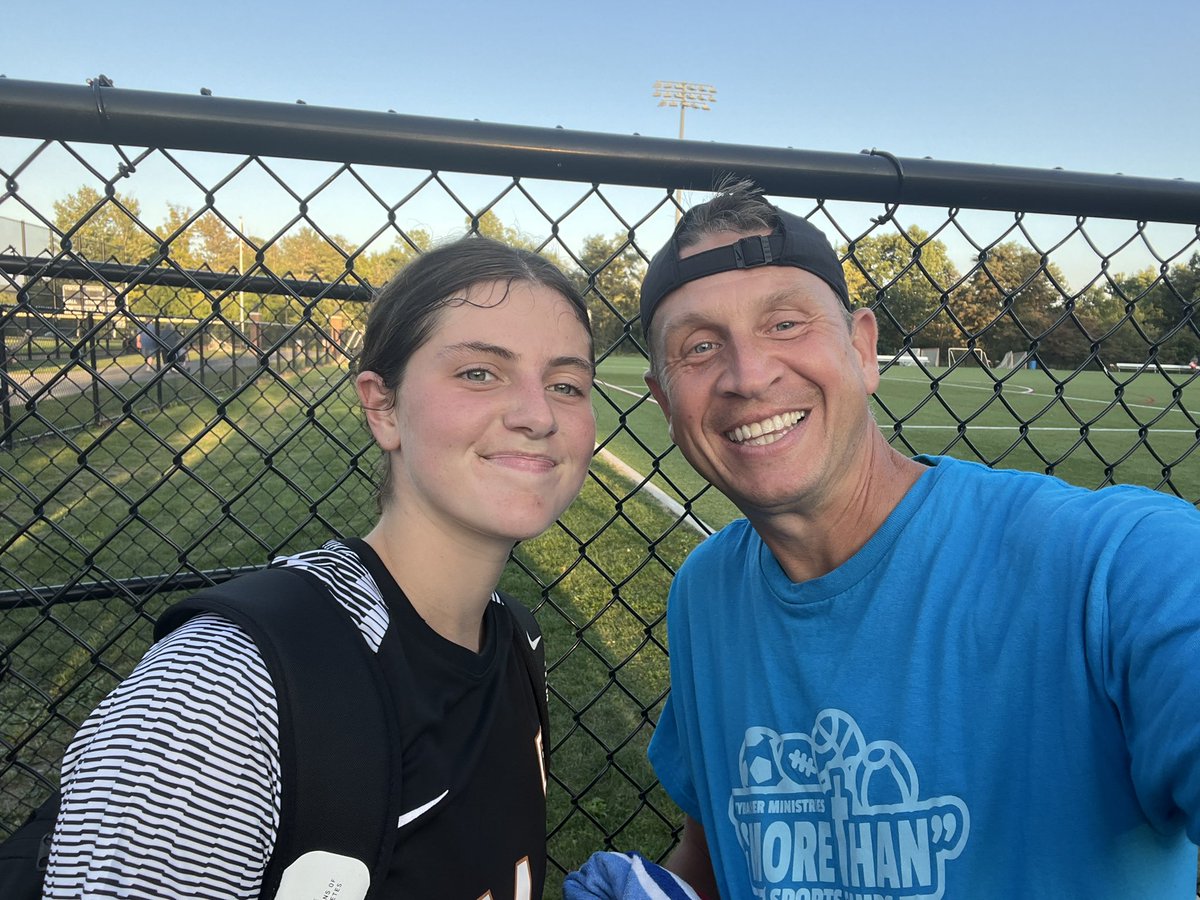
[363,279,595,546]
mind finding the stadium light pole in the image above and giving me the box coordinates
[652,81,717,220]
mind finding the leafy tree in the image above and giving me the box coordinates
[343,230,434,332]
[267,226,352,282]
[190,211,247,275]
[1167,252,1200,362]
[574,233,646,354]
[255,226,355,326]
[958,242,1068,363]
[471,210,539,251]
[52,185,155,263]
[1101,256,1200,364]
[843,226,960,353]
[356,229,432,288]
[135,203,203,318]
[1041,284,1138,369]
[1073,284,1126,329]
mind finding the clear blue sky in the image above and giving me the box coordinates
[3,0,1197,284]
[5,0,1197,180]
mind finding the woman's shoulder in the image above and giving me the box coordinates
[51,612,280,898]
[271,539,390,652]
[493,589,538,637]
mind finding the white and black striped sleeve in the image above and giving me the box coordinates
[43,613,281,900]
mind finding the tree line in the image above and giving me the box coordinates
[33,186,1200,367]
[845,227,1200,368]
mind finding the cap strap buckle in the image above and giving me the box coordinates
[732,234,774,268]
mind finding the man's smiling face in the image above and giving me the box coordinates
[645,230,880,519]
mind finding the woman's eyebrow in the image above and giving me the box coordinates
[550,356,596,377]
[439,342,594,376]
[439,340,517,361]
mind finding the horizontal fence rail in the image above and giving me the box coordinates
[0,566,260,612]
[1,77,1198,894]
[4,78,1200,222]
[0,253,375,300]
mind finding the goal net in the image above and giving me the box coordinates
[997,350,1033,370]
[947,347,990,368]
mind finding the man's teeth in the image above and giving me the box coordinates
[727,412,806,446]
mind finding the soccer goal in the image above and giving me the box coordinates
[947,347,990,368]
[997,350,1033,370]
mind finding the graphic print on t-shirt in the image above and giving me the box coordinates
[728,710,968,900]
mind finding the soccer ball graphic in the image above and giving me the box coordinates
[738,727,782,788]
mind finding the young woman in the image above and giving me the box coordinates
[43,236,596,899]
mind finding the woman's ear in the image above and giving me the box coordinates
[355,371,402,451]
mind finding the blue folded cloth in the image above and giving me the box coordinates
[563,851,701,900]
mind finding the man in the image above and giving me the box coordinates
[641,180,1200,899]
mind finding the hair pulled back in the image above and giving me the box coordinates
[357,234,593,506]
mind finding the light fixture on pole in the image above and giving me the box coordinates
[652,80,717,139]
[652,81,717,219]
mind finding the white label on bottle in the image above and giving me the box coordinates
[274,850,370,900]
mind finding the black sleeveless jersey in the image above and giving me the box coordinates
[45,538,546,899]
[347,539,547,899]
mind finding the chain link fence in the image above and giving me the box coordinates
[2,79,1199,890]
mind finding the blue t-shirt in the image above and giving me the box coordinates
[649,456,1200,900]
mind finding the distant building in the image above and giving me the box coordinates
[61,282,117,313]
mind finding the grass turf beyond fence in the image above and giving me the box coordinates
[0,358,700,894]
[2,353,1197,896]
[593,354,1200,525]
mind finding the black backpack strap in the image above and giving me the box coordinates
[155,567,401,900]
[497,592,550,779]
[0,791,59,896]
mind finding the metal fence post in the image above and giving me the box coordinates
[198,320,207,388]
[154,314,164,409]
[88,312,101,426]
[0,307,12,451]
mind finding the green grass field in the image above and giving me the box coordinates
[2,353,1197,893]
[0,360,694,889]
[592,355,1200,531]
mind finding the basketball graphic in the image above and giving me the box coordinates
[810,708,865,772]
[730,711,970,900]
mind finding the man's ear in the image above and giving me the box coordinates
[644,369,673,420]
[849,308,881,394]
[355,371,402,451]
[644,369,676,442]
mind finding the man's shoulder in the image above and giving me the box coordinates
[921,454,1197,532]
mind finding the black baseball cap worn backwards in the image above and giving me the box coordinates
[639,206,850,333]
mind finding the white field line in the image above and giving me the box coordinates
[885,374,1192,416]
[594,447,711,537]
[885,375,1196,433]
[598,378,1196,436]
[886,425,1197,433]
[593,376,1196,531]
[594,379,711,537]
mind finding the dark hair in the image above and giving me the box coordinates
[357,235,593,507]
[643,178,851,374]
[673,176,779,252]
